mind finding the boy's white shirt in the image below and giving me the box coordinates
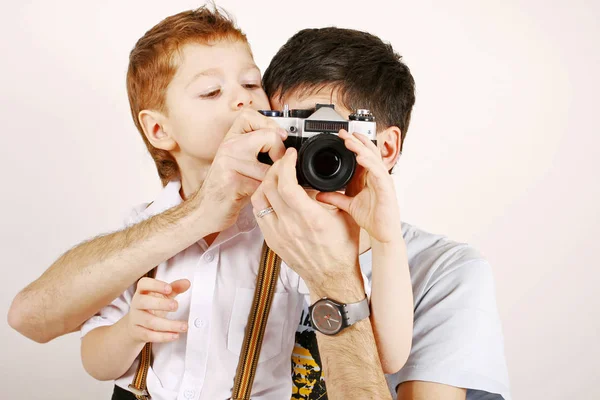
[80,180,372,400]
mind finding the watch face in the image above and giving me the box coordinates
[311,300,343,335]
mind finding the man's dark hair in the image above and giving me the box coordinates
[263,27,416,151]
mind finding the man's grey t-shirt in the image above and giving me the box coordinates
[290,222,511,400]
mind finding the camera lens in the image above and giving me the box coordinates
[298,134,356,192]
[258,110,282,117]
[313,149,341,178]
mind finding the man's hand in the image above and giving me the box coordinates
[317,130,402,244]
[250,147,362,296]
[199,109,288,234]
[124,278,191,344]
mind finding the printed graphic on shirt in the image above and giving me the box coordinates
[291,306,328,400]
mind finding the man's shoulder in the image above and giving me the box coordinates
[391,224,510,400]
[403,221,486,266]
[401,222,493,303]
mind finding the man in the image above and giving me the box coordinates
[8,22,510,400]
[260,28,510,400]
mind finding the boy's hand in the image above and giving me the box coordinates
[199,109,288,233]
[316,130,402,244]
[125,277,191,344]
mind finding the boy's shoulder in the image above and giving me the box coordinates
[120,181,183,228]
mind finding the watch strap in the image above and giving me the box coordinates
[343,297,370,327]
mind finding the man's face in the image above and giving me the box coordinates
[270,88,363,198]
[270,88,353,120]
[163,40,270,165]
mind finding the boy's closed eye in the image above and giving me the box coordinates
[200,88,222,99]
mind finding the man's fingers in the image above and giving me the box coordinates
[238,177,262,199]
[250,184,271,213]
[137,277,172,296]
[276,148,320,214]
[242,128,287,162]
[168,279,191,298]
[315,191,353,213]
[226,109,286,138]
[226,156,270,181]
[261,160,291,216]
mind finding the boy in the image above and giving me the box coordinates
[79,6,412,400]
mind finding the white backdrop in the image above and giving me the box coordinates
[1,1,598,399]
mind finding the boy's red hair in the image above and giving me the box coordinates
[127,6,247,185]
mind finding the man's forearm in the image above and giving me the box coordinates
[308,269,392,400]
[8,192,211,343]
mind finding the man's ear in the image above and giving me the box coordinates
[139,109,177,151]
[377,126,402,171]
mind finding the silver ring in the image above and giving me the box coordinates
[256,207,275,219]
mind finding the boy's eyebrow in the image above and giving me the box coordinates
[185,64,260,88]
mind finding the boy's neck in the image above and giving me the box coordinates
[178,158,211,200]
[204,232,219,247]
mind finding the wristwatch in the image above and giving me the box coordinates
[308,296,370,336]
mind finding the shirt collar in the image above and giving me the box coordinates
[142,180,183,218]
[141,180,257,233]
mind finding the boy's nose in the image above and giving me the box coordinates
[235,99,252,109]
[232,87,253,110]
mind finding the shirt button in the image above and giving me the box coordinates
[193,318,205,328]
[184,389,195,399]
[204,252,214,262]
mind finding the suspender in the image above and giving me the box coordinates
[128,243,281,400]
[128,267,156,400]
[231,243,282,400]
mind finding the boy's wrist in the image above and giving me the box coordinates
[118,314,148,349]
[370,231,406,253]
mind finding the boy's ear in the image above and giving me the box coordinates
[377,126,402,171]
[139,109,177,151]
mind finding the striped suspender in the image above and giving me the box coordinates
[128,243,281,400]
[128,267,156,400]
[231,243,282,400]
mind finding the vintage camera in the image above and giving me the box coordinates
[258,104,376,192]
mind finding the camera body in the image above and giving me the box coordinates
[259,104,376,192]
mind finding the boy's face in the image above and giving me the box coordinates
[161,40,269,165]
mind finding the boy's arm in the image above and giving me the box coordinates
[81,277,190,381]
[81,317,146,381]
[370,234,414,374]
